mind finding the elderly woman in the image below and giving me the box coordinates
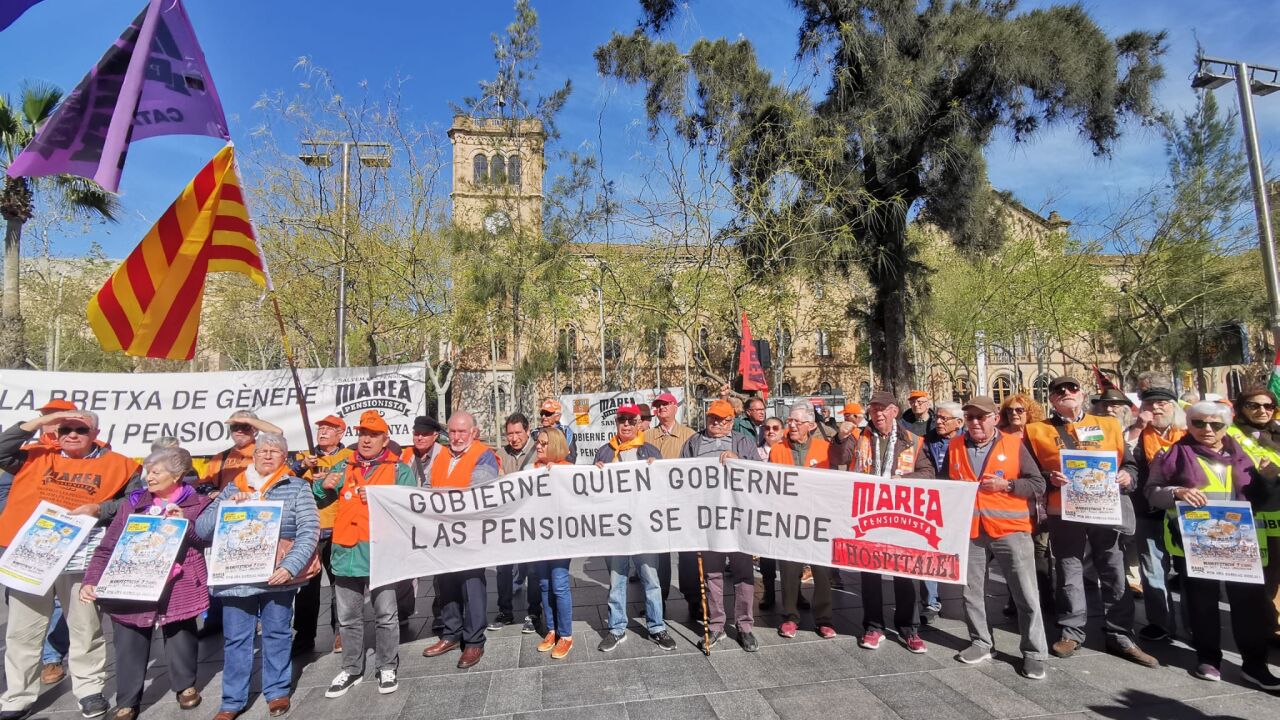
[532,428,576,659]
[998,393,1049,618]
[196,433,319,720]
[80,448,212,720]
[756,417,787,610]
[1145,402,1280,688]
[997,393,1044,440]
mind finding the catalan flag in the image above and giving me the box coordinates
[87,144,266,360]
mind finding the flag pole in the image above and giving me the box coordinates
[269,291,315,455]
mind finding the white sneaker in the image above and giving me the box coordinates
[377,669,398,695]
[325,671,362,698]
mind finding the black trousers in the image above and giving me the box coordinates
[112,617,198,709]
[438,568,487,646]
[781,561,833,626]
[676,551,702,611]
[292,535,336,642]
[496,563,543,618]
[760,557,778,599]
[656,552,672,601]
[861,572,920,636]
[1177,557,1273,668]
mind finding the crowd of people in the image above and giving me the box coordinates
[1,376,1279,720]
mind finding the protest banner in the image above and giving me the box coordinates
[368,458,978,588]
[1177,500,1265,584]
[0,363,426,457]
[558,388,686,462]
[208,501,283,585]
[1060,449,1123,525]
[96,515,189,601]
[0,501,96,595]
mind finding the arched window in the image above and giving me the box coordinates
[490,155,506,184]
[472,154,488,184]
[496,384,509,413]
[952,378,972,404]
[561,385,573,395]
[816,329,832,357]
[507,154,521,188]
[1226,369,1244,400]
[859,381,871,404]
[819,381,833,395]
[699,327,710,356]
[780,382,793,396]
[1032,374,1051,406]
[991,375,1013,404]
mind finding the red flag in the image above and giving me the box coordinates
[1092,364,1118,394]
[739,313,769,400]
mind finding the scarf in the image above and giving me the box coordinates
[352,448,398,480]
[1140,425,1185,462]
[608,431,647,455]
[234,464,290,496]
[1153,433,1254,493]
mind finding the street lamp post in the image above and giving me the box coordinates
[1193,56,1280,348]
[298,140,392,367]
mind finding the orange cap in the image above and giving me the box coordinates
[706,399,736,419]
[841,403,864,415]
[354,410,389,434]
[908,390,930,400]
[40,399,77,413]
[540,399,562,413]
[316,414,346,431]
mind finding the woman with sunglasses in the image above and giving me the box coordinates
[997,394,1044,441]
[756,417,787,610]
[1145,401,1280,688]
[1224,387,1280,644]
[532,428,576,659]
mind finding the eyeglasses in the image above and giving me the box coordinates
[1189,419,1227,431]
[1052,384,1080,394]
[963,413,991,422]
[936,416,958,424]
[617,417,641,425]
[764,425,784,432]
[708,416,732,425]
[535,441,549,448]
[413,430,437,436]
[229,423,253,432]
[539,410,557,417]
[1244,401,1276,412]
[1006,407,1027,415]
[57,425,91,437]
[256,448,285,456]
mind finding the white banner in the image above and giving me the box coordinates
[558,388,686,463]
[0,363,427,457]
[368,458,978,588]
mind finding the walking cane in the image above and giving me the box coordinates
[697,551,711,655]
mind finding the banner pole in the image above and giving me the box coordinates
[697,552,711,656]
[269,291,315,454]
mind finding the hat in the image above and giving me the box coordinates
[1139,386,1177,403]
[637,403,653,420]
[40,399,77,413]
[1097,388,1131,406]
[962,396,998,415]
[1049,375,1081,392]
[653,392,679,405]
[355,410,390,434]
[841,403,864,415]
[908,390,930,400]
[316,414,346,430]
[540,399,562,414]
[867,391,897,407]
[615,403,641,418]
[706,400,735,419]
[413,415,443,434]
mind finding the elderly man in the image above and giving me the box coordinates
[492,412,543,632]
[851,391,934,653]
[900,390,935,437]
[316,411,416,697]
[944,396,1048,680]
[647,391,697,614]
[200,410,282,493]
[402,415,444,484]
[532,399,578,462]
[735,396,768,442]
[1024,376,1157,667]
[422,412,501,669]
[917,400,964,621]
[1225,386,1280,636]
[769,404,835,639]
[1130,386,1185,643]
[682,400,761,651]
[0,409,137,720]
[292,414,354,656]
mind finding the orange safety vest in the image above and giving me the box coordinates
[300,446,353,530]
[1140,425,1185,463]
[0,448,137,546]
[768,435,831,468]
[946,433,1031,538]
[1024,414,1125,514]
[203,444,255,491]
[852,428,923,476]
[429,442,493,488]
[331,459,398,547]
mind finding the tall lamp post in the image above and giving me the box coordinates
[1192,56,1280,348]
[298,140,392,367]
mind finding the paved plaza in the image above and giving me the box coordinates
[4,558,1278,720]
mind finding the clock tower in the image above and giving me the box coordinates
[448,114,545,236]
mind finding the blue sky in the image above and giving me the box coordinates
[3,0,1279,257]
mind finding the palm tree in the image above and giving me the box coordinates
[0,83,120,368]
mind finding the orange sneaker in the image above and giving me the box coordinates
[537,631,557,653]
[551,637,574,659]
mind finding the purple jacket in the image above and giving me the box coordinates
[83,485,213,628]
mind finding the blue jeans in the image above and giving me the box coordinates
[538,559,573,638]
[42,600,69,664]
[605,554,665,636]
[1136,514,1178,634]
[922,580,941,611]
[220,591,296,711]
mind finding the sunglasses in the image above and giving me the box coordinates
[765,425,784,432]
[1244,402,1277,412]
[617,417,641,425]
[57,425,91,437]
[539,410,557,417]
[963,414,990,422]
[1190,419,1227,431]
[1052,384,1080,394]
[1006,407,1027,415]
[229,423,253,432]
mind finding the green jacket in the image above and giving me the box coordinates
[314,457,416,577]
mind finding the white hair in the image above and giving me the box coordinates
[934,401,963,417]
[1186,401,1231,425]
[256,432,289,454]
[229,409,259,421]
[144,447,192,477]
[788,404,815,423]
[75,409,100,430]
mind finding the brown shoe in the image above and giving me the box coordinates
[551,637,574,660]
[332,635,343,654]
[537,631,557,653]
[1050,638,1079,658]
[177,688,202,710]
[212,712,240,720]
[112,708,137,720]
[1107,642,1159,668]
[266,697,290,717]
[40,662,65,685]
[423,639,459,657]
[457,646,484,669]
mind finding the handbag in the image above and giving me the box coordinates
[274,537,322,584]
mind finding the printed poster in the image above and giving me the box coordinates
[208,501,283,586]
[1060,449,1122,525]
[95,515,189,602]
[0,501,96,595]
[1177,500,1265,584]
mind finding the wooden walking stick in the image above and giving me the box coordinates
[269,292,315,455]
[697,551,711,656]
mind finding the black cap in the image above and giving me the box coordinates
[1049,376,1081,392]
[1097,388,1130,406]
[637,403,652,420]
[413,416,443,434]
[1139,386,1177,403]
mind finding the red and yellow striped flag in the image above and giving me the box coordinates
[87,144,267,360]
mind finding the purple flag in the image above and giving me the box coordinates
[1,0,47,31]
[6,0,229,192]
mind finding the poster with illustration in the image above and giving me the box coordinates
[95,515,190,601]
[1060,449,1122,525]
[1177,500,1265,584]
[208,501,283,585]
[0,501,96,595]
